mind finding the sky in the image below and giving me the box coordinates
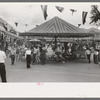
[0,2,100,32]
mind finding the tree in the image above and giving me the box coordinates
[90,5,100,27]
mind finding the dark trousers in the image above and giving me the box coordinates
[94,55,98,64]
[26,55,31,68]
[87,54,91,63]
[40,53,46,65]
[68,54,72,61]
[11,55,15,65]
[32,54,36,64]
[0,63,7,82]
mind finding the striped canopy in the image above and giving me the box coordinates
[20,17,94,37]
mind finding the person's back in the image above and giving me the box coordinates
[0,50,6,63]
[25,49,31,57]
[10,47,16,65]
[10,48,16,55]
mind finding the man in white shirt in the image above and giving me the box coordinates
[25,47,31,68]
[0,49,7,82]
[85,48,91,63]
[94,50,99,64]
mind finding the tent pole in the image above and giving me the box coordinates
[46,37,55,49]
[54,36,57,50]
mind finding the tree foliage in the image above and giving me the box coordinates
[90,5,100,26]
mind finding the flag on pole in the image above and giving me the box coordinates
[3,23,8,31]
[41,5,48,20]
[82,11,88,25]
[55,6,64,13]
[70,9,77,15]
[78,24,81,27]
[15,22,18,27]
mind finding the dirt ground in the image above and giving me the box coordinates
[1,57,100,82]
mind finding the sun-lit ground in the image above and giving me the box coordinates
[1,57,100,82]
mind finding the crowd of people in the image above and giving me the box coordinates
[1,38,100,82]
[3,39,100,66]
[4,39,100,67]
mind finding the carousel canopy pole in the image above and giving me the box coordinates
[54,36,57,50]
[46,37,55,49]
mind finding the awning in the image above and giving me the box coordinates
[19,17,94,37]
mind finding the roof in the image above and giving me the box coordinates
[81,28,100,33]
[0,25,6,32]
[0,17,18,35]
[20,17,94,37]
[4,31,23,39]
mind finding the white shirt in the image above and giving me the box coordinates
[0,50,6,63]
[95,51,99,55]
[10,48,16,55]
[46,47,53,56]
[85,50,91,55]
[25,49,31,58]
[34,48,39,54]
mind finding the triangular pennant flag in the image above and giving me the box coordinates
[15,22,18,27]
[3,23,8,31]
[55,6,64,13]
[70,9,77,15]
[36,25,38,27]
[78,24,81,28]
[41,5,48,20]
[96,24,100,28]
[82,11,88,25]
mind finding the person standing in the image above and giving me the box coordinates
[36,46,40,63]
[32,46,39,64]
[40,44,47,65]
[16,47,20,62]
[0,47,7,82]
[98,50,100,66]
[68,47,72,61]
[25,47,31,68]
[85,48,91,63]
[94,49,99,64]
[10,46,16,65]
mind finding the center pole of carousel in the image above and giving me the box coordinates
[54,35,57,50]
